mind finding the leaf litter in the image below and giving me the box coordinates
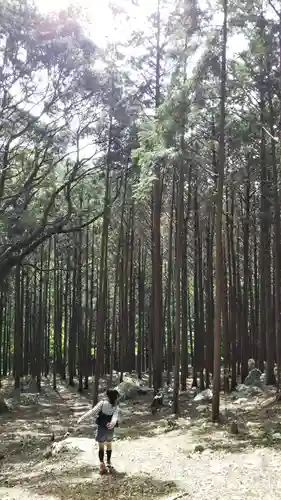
[1,378,281,500]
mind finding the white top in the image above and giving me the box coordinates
[78,399,119,426]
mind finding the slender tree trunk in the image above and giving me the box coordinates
[212,0,227,422]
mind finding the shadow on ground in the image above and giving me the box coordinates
[37,472,178,500]
[5,466,178,500]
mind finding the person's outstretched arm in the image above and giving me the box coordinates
[77,401,103,425]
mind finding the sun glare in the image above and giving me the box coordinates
[34,0,156,48]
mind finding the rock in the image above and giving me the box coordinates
[272,433,281,440]
[245,368,262,387]
[196,404,209,413]
[166,418,178,429]
[235,384,249,392]
[232,384,263,399]
[194,388,213,402]
[248,358,256,371]
[113,375,153,401]
[251,386,264,395]
[116,376,151,401]
[43,449,52,459]
[0,397,12,414]
[194,444,205,453]
[260,373,267,384]
[50,437,87,457]
[165,419,179,433]
[233,397,248,405]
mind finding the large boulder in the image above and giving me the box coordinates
[115,376,152,401]
[194,388,213,403]
[244,368,262,387]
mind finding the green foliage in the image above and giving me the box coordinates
[1,0,281,395]
[132,118,179,201]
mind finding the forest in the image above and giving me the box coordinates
[0,0,281,428]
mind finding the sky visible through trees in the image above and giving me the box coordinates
[0,0,281,423]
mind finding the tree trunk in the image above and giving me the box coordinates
[212,0,227,422]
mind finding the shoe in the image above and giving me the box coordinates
[100,462,107,475]
[107,464,114,473]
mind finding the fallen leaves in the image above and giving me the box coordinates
[37,474,177,500]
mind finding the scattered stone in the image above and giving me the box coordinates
[235,384,249,392]
[233,397,248,405]
[196,404,209,413]
[166,419,178,430]
[48,436,96,459]
[194,388,213,403]
[232,384,263,399]
[194,444,205,453]
[245,368,262,387]
[43,448,52,459]
[272,433,281,440]
[51,441,79,456]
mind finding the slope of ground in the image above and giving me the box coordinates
[1,377,281,500]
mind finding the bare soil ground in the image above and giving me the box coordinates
[1,377,281,500]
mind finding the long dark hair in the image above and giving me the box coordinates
[106,388,120,406]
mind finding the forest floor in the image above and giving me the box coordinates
[1,377,281,500]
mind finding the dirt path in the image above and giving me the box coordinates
[1,378,281,500]
[1,432,281,500]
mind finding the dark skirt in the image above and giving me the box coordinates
[95,425,114,443]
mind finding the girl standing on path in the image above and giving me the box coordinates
[77,388,120,474]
